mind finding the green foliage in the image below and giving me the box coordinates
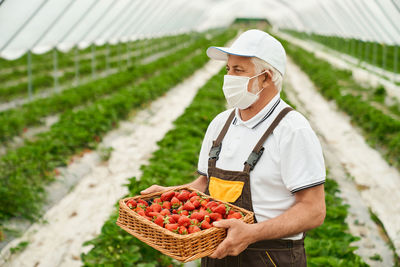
[9,241,29,254]
[0,34,199,143]
[0,34,193,101]
[82,61,367,266]
[305,179,368,266]
[0,29,236,223]
[283,30,400,74]
[81,66,229,267]
[276,35,400,169]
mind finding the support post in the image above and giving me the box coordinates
[75,46,79,85]
[91,44,96,79]
[53,47,58,93]
[118,42,122,69]
[382,44,387,72]
[126,42,130,67]
[106,43,110,71]
[27,50,33,100]
[394,45,398,74]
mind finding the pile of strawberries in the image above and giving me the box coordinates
[125,189,244,235]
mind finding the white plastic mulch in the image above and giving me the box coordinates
[0,59,225,267]
[285,57,399,266]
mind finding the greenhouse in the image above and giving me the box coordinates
[0,0,399,266]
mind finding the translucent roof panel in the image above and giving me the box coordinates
[1,0,399,60]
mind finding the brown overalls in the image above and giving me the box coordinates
[201,107,307,267]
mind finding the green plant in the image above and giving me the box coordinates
[9,241,29,254]
[0,29,236,224]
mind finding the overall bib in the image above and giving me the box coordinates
[201,107,307,267]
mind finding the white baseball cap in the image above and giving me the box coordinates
[206,29,286,76]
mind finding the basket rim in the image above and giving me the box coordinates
[122,185,254,218]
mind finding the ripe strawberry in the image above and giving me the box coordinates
[137,203,147,210]
[179,210,189,216]
[201,220,212,229]
[190,219,199,225]
[192,200,200,208]
[153,215,164,227]
[162,201,171,210]
[165,223,178,232]
[160,209,171,216]
[178,226,188,235]
[190,195,200,202]
[227,212,243,219]
[136,209,146,217]
[189,191,198,198]
[171,214,181,222]
[200,199,209,208]
[177,190,190,202]
[206,201,218,209]
[212,204,226,216]
[178,216,191,227]
[150,203,162,213]
[148,211,160,217]
[209,213,222,221]
[171,197,181,208]
[190,212,201,221]
[164,216,175,224]
[137,199,148,206]
[161,191,175,202]
[153,197,162,204]
[183,201,195,211]
[188,225,201,234]
[126,199,137,209]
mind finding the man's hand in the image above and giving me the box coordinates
[140,184,170,195]
[209,219,255,259]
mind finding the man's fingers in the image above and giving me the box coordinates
[140,185,162,195]
[213,219,236,229]
[209,239,231,259]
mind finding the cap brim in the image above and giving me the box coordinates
[206,46,255,61]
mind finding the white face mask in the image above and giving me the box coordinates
[222,71,267,109]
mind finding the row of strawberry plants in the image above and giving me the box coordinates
[80,68,367,266]
[0,34,210,144]
[0,29,236,224]
[0,33,188,71]
[0,34,193,101]
[283,29,399,75]
[0,34,192,82]
[277,36,400,169]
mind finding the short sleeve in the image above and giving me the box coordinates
[280,127,326,193]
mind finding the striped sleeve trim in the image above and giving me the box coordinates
[197,170,207,176]
[291,180,325,194]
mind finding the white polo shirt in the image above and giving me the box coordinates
[197,93,326,240]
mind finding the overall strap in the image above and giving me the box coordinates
[244,107,294,173]
[208,110,236,168]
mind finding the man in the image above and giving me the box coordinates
[141,29,326,266]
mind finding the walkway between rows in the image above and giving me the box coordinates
[0,59,225,267]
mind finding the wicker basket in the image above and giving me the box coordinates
[116,186,254,262]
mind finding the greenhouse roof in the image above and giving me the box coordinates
[0,0,399,60]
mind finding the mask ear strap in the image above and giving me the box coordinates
[249,70,268,79]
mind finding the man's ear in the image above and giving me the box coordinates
[264,69,272,82]
[261,69,272,87]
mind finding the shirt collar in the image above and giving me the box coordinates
[233,93,281,129]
